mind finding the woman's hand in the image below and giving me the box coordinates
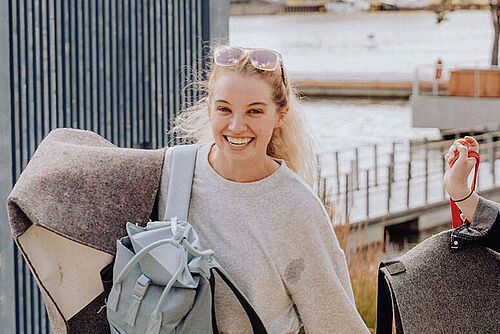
[443,136,479,200]
[443,136,480,223]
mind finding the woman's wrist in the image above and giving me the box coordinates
[451,189,474,202]
[453,192,480,223]
[447,184,471,201]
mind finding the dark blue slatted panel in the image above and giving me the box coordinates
[4,1,220,332]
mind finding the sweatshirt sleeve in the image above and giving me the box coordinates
[472,196,500,252]
[277,199,370,334]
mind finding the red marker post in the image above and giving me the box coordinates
[435,59,443,80]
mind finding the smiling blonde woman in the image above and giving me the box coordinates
[168,46,370,334]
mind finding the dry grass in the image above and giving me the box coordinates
[329,201,399,333]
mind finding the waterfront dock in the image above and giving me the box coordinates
[293,79,444,98]
[293,78,453,98]
[293,79,414,98]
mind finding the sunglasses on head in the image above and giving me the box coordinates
[213,46,286,86]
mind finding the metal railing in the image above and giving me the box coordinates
[316,131,500,225]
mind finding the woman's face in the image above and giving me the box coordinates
[208,71,283,165]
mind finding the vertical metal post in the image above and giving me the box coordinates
[390,142,396,183]
[351,159,354,188]
[408,140,412,179]
[335,151,340,195]
[425,139,429,203]
[374,144,378,186]
[354,147,359,190]
[387,165,391,213]
[345,174,349,224]
[493,141,497,186]
[202,0,229,44]
[488,133,495,187]
[0,0,15,332]
[366,169,370,218]
[407,161,411,208]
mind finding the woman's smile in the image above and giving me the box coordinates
[224,135,254,147]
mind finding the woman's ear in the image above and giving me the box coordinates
[274,108,287,128]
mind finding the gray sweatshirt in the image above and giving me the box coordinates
[158,143,370,334]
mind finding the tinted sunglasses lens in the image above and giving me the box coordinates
[215,47,244,66]
[250,50,278,70]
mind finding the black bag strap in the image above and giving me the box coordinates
[376,266,393,334]
[210,267,268,334]
[376,261,405,334]
[168,144,268,334]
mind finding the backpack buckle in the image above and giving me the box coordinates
[133,274,151,297]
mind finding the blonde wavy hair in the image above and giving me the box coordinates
[172,46,316,186]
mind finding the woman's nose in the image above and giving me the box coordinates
[228,114,247,133]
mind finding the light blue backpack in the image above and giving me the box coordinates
[105,145,268,334]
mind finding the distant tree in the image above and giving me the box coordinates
[436,0,500,66]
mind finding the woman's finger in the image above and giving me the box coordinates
[455,142,469,163]
[447,143,456,157]
[453,139,469,150]
[447,144,459,167]
[464,136,479,153]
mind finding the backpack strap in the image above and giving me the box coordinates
[163,145,198,222]
[165,144,268,334]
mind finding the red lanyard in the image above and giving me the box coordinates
[450,150,480,228]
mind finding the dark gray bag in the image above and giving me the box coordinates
[376,212,500,334]
[105,145,268,334]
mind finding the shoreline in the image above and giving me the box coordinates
[231,4,492,17]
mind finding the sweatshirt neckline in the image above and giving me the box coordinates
[198,143,287,189]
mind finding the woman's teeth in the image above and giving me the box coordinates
[226,136,253,146]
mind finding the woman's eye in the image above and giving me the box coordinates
[217,107,231,113]
[248,109,263,114]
